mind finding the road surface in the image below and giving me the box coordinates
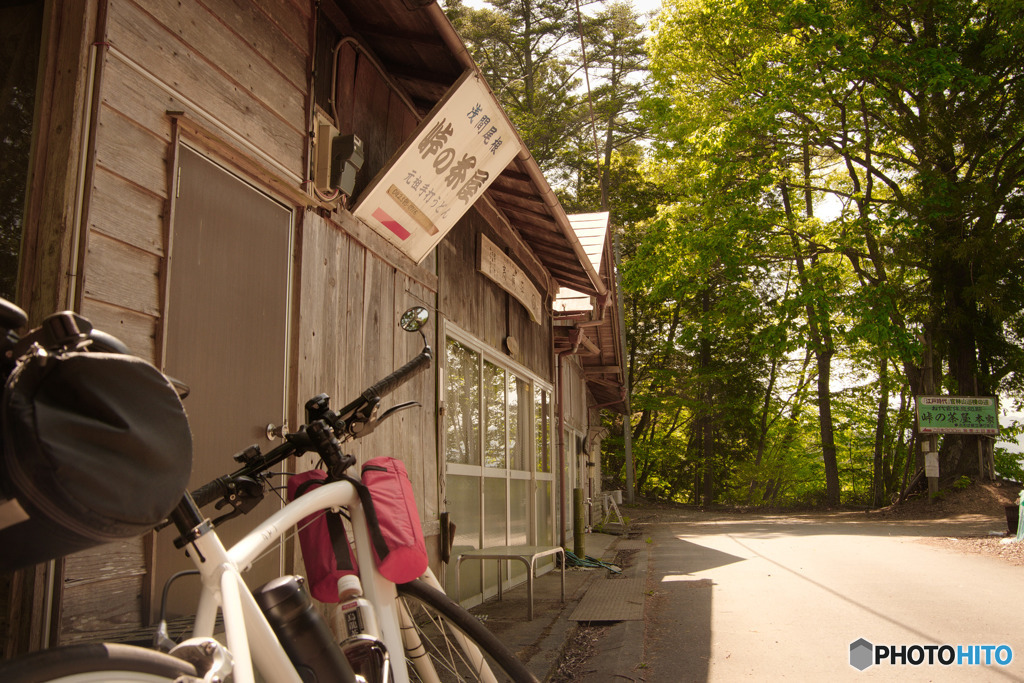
[639,510,1022,682]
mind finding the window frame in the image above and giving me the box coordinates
[441,321,555,547]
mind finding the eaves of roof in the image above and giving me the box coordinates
[328,0,606,298]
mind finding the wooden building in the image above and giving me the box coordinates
[1,0,626,653]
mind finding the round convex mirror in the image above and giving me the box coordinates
[399,306,429,332]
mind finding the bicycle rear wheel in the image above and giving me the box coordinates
[396,578,537,683]
[0,642,197,682]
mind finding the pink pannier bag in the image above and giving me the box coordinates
[287,469,357,603]
[360,456,428,584]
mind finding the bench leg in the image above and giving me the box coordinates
[526,560,534,620]
[455,558,463,605]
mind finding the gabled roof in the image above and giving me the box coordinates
[554,213,628,414]
[555,212,610,313]
[327,0,605,298]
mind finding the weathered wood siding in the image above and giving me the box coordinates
[562,356,588,431]
[19,0,573,648]
[294,211,439,530]
[80,0,311,355]
[60,0,313,643]
[439,211,554,380]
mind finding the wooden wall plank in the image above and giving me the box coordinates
[63,539,147,586]
[82,234,161,317]
[297,211,351,410]
[100,53,181,141]
[106,0,305,177]
[357,253,396,462]
[393,277,438,524]
[59,576,144,644]
[140,0,305,121]
[335,42,357,135]
[510,293,551,379]
[251,0,311,50]
[208,0,308,90]
[342,236,368,459]
[349,56,384,199]
[93,104,169,200]
[79,299,158,362]
[89,167,166,256]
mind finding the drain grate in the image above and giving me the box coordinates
[569,578,645,621]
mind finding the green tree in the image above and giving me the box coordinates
[445,0,597,171]
[647,0,1024,497]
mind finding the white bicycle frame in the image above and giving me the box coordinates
[181,477,465,683]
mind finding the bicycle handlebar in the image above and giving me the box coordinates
[184,340,432,521]
[335,345,433,424]
[189,476,232,510]
[366,346,433,400]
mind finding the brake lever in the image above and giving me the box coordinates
[379,400,421,422]
[210,508,244,527]
[348,401,421,440]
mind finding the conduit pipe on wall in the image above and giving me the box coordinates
[556,327,583,549]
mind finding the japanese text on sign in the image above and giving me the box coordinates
[479,234,542,324]
[915,396,999,435]
[353,71,521,264]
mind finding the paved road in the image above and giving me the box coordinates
[638,511,1023,682]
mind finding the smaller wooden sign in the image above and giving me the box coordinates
[479,234,542,323]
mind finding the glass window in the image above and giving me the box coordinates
[508,374,530,471]
[535,387,551,473]
[484,360,506,468]
[445,339,480,465]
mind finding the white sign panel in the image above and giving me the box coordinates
[479,234,543,323]
[353,71,522,264]
[925,451,940,478]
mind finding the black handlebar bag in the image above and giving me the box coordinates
[0,349,193,571]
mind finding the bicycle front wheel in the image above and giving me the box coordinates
[0,642,197,683]
[397,578,537,683]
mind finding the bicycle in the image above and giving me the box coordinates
[0,300,536,683]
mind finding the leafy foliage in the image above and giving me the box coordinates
[446,0,1024,507]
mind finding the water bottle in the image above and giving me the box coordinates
[254,575,356,683]
[331,575,380,641]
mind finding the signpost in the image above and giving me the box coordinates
[914,396,999,489]
[914,396,999,436]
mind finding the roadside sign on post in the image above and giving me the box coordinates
[924,452,939,478]
[914,396,999,436]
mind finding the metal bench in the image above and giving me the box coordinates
[454,545,565,620]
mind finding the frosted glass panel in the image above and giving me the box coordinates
[537,480,553,547]
[445,340,480,465]
[447,474,481,601]
[484,477,507,594]
[509,479,529,582]
[509,479,529,546]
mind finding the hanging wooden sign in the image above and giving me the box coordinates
[479,234,542,324]
[353,71,521,264]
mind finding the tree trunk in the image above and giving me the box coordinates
[816,352,841,506]
[872,356,889,507]
[781,174,841,506]
[700,288,714,506]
